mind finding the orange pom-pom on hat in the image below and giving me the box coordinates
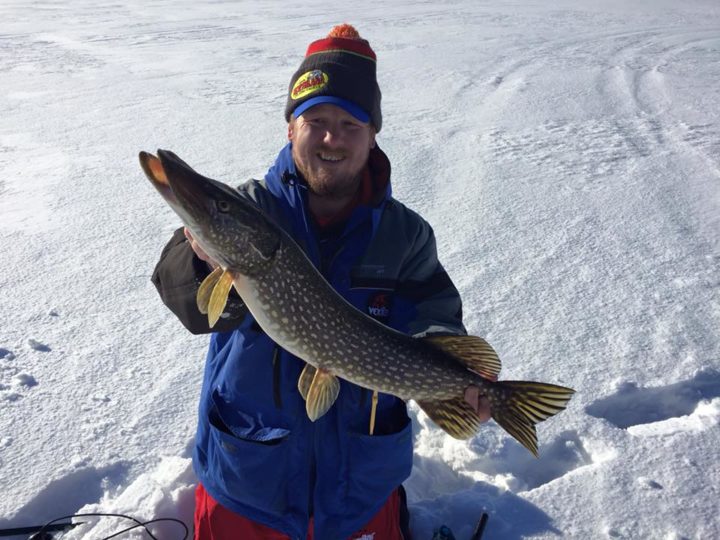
[327,23,361,39]
[285,24,382,131]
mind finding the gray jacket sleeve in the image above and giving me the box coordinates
[395,216,467,337]
[357,199,467,337]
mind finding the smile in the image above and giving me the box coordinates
[318,152,345,162]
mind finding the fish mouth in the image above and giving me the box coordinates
[141,149,235,269]
[139,149,218,242]
[139,151,179,207]
[139,149,216,219]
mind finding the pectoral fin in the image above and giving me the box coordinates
[298,363,316,401]
[305,369,340,421]
[197,266,224,315]
[208,269,235,327]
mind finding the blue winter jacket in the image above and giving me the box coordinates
[152,144,465,539]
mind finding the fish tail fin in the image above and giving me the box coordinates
[490,381,575,457]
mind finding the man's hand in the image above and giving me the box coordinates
[184,227,219,270]
[464,385,492,422]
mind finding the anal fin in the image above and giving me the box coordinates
[417,396,483,439]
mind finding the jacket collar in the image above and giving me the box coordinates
[262,144,392,267]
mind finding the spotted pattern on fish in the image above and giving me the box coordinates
[234,240,490,400]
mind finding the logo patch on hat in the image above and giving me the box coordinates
[367,292,392,322]
[291,70,329,100]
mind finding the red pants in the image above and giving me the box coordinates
[194,483,405,540]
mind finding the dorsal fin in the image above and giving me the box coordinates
[423,335,501,380]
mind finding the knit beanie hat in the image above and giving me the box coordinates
[285,24,382,132]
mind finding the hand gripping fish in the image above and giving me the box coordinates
[140,150,574,457]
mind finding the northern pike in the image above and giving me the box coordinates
[140,149,574,457]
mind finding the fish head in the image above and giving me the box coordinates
[140,149,280,274]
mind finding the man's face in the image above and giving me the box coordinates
[289,104,376,200]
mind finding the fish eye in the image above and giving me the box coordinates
[217,200,231,213]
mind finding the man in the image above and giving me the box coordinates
[152,24,489,540]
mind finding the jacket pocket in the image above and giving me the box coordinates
[206,390,292,514]
[345,414,413,508]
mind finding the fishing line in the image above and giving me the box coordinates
[100,517,189,540]
[28,512,188,540]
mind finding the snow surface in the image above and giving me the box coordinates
[1,0,719,538]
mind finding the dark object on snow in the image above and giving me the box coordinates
[471,512,489,540]
[432,525,456,540]
[0,512,188,540]
[429,512,489,540]
[0,522,79,538]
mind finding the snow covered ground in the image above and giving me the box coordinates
[1,0,719,538]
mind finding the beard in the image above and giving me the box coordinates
[303,168,363,199]
[293,146,366,201]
